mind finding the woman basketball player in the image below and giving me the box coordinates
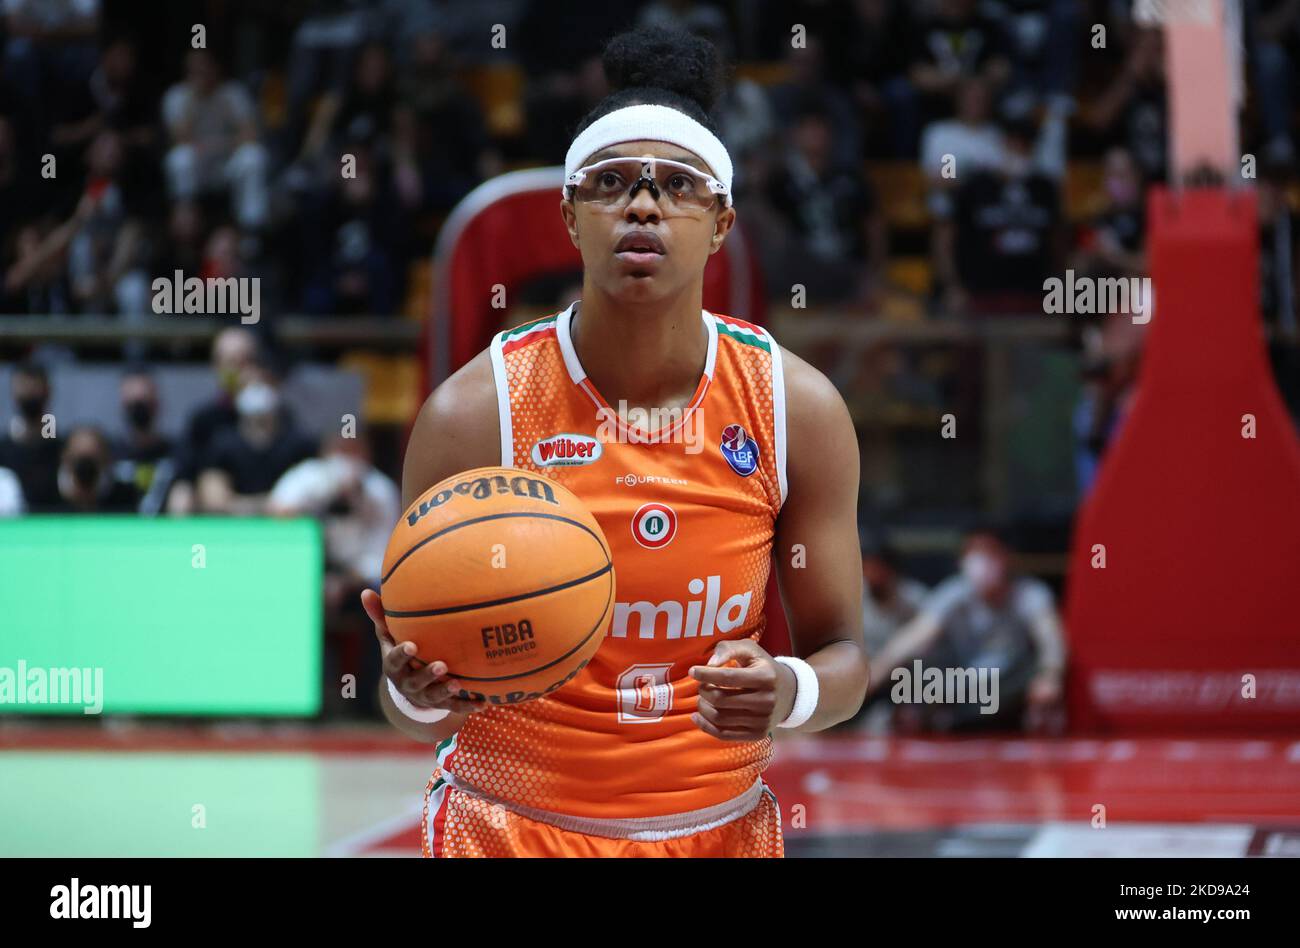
[361,26,868,857]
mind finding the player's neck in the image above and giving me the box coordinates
[570,286,708,408]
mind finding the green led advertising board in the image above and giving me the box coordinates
[0,517,322,716]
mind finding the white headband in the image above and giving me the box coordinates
[563,103,733,206]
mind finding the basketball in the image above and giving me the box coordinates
[380,466,615,706]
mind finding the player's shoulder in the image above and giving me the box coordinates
[778,344,852,442]
[407,348,500,496]
[423,347,495,429]
[766,337,858,506]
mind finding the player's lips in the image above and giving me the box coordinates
[613,231,666,266]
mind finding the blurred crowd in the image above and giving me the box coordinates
[2,0,1299,725]
[1,0,1296,319]
[851,526,1068,734]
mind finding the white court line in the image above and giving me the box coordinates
[323,798,426,858]
[1022,822,1255,858]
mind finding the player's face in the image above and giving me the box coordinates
[562,140,734,304]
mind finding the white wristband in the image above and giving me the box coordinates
[387,677,451,724]
[774,656,819,729]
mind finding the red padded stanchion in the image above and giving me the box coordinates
[1065,188,1300,732]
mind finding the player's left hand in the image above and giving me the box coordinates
[688,639,797,741]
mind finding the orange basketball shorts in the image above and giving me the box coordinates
[422,775,784,858]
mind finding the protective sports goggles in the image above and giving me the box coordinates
[563,155,731,212]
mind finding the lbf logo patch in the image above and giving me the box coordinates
[720,423,759,477]
[631,502,677,550]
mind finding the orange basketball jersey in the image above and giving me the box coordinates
[437,299,787,819]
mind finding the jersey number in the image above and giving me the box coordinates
[616,663,674,724]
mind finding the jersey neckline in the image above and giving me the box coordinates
[555,300,718,443]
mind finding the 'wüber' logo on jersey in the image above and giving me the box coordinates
[720,423,759,477]
[610,574,753,640]
[532,432,602,467]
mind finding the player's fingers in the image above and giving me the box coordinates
[697,694,769,727]
[699,685,771,714]
[403,658,450,691]
[690,663,764,688]
[414,690,487,715]
[690,710,757,742]
[383,640,420,680]
[708,639,764,667]
[361,589,394,646]
[418,679,489,714]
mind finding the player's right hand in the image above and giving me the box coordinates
[361,588,488,715]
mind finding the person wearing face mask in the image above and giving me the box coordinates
[195,366,316,515]
[51,426,141,514]
[167,327,260,514]
[0,360,63,511]
[865,527,1067,733]
[113,368,173,507]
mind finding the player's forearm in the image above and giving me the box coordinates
[377,680,465,743]
[792,638,870,732]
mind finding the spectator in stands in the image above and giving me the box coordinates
[829,0,919,157]
[861,537,930,660]
[3,199,88,315]
[68,129,149,318]
[1081,27,1167,183]
[300,137,404,316]
[268,430,399,582]
[935,115,1062,315]
[0,360,62,510]
[90,35,156,147]
[515,2,632,165]
[51,425,140,513]
[39,33,158,205]
[196,365,316,515]
[88,35,162,211]
[919,77,1005,218]
[1258,155,1299,333]
[155,200,207,284]
[168,327,260,514]
[3,0,101,185]
[2,0,100,102]
[681,18,775,195]
[760,97,885,306]
[0,466,22,516]
[282,0,370,156]
[394,27,502,214]
[906,0,1011,122]
[866,527,1067,733]
[1250,0,1299,166]
[998,0,1081,120]
[268,429,401,716]
[1072,146,1147,280]
[289,39,397,189]
[1074,315,1146,495]
[162,48,270,230]
[112,368,172,511]
[767,34,863,174]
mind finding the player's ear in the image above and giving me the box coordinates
[561,199,580,249]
